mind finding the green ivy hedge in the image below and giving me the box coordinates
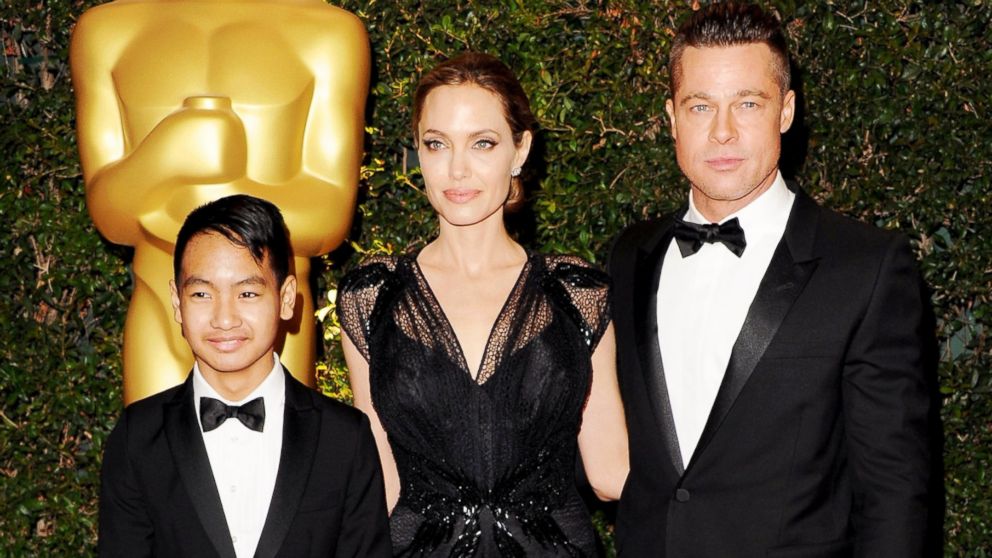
[2,1,989,555]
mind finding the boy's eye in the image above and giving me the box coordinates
[240,291,260,299]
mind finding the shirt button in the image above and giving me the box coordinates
[232,535,238,543]
[230,485,237,493]
[675,488,691,502]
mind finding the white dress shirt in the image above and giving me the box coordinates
[657,172,795,467]
[193,354,285,558]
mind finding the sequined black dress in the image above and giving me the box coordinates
[337,251,611,557]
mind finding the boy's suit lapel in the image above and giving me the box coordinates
[163,375,237,558]
[254,372,321,558]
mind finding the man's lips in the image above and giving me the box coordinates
[443,189,481,203]
[705,157,745,171]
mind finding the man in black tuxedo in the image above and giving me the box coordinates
[609,3,930,557]
[99,195,391,557]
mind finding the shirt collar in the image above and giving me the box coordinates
[192,353,285,408]
[685,171,793,238]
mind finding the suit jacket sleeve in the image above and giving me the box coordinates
[335,413,391,557]
[98,412,154,558]
[843,234,930,557]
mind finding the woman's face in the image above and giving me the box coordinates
[417,84,531,228]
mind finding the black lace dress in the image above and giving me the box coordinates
[337,251,611,557]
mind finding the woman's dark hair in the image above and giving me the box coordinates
[173,194,292,286]
[412,52,537,212]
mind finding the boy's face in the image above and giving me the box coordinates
[170,232,296,383]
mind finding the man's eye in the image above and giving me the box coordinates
[689,104,710,113]
[740,101,759,109]
[240,291,260,299]
[190,292,209,299]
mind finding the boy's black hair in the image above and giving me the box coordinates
[173,194,292,286]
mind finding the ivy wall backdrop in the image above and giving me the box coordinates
[2,0,990,555]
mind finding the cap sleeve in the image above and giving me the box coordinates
[544,255,612,352]
[335,256,400,362]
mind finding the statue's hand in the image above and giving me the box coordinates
[139,96,248,184]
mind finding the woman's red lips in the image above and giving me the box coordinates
[443,189,481,203]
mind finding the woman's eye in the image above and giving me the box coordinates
[423,139,446,151]
[474,139,496,149]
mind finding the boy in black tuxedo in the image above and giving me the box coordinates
[99,194,390,557]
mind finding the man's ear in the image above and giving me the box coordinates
[780,89,796,134]
[665,98,678,141]
[279,276,298,321]
[170,279,183,324]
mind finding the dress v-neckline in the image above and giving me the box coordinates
[410,251,532,385]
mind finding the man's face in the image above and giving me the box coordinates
[170,232,296,383]
[665,43,795,221]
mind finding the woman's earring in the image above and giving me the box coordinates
[511,167,522,177]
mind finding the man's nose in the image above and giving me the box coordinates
[709,110,738,144]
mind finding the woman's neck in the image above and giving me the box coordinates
[421,216,524,276]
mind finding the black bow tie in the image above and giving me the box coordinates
[200,396,265,432]
[673,216,747,257]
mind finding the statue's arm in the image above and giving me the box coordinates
[71,9,141,244]
[71,11,248,245]
[257,10,371,255]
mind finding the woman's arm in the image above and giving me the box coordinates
[343,331,401,512]
[578,322,629,500]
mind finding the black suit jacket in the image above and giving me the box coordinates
[609,188,930,558]
[98,370,391,558]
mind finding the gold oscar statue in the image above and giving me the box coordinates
[70,0,370,404]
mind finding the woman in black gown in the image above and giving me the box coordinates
[337,53,628,557]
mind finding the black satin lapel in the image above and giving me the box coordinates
[634,226,685,475]
[164,379,237,558]
[686,238,819,471]
[254,375,319,558]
